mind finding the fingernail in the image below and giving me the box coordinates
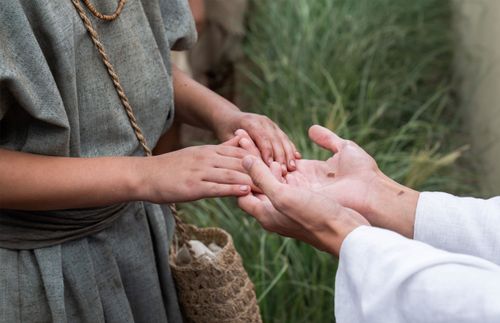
[242,156,255,170]
[240,185,249,191]
[268,158,273,165]
[235,129,243,136]
[281,164,287,173]
[289,160,296,168]
[295,151,302,159]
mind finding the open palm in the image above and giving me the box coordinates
[283,126,380,217]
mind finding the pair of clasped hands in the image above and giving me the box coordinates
[212,124,414,257]
[158,118,417,257]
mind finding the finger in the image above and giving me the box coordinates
[235,128,251,138]
[255,193,271,202]
[216,145,253,159]
[203,168,262,192]
[291,140,301,159]
[221,135,241,147]
[238,193,282,232]
[203,182,251,197]
[249,134,273,166]
[242,156,282,199]
[202,168,253,185]
[239,137,261,158]
[308,125,346,153]
[280,134,297,171]
[210,154,247,172]
[238,194,267,221]
[270,161,285,183]
[284,172,299,186]
[270,138,287,175]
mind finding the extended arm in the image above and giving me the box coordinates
[238,152,500,323]
[0,137,253,211]
[286,125,500,263]
[172,65,300,171]
[0,148,142,210]
[336,226,500,323]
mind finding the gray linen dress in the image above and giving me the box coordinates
[0,0,196,322]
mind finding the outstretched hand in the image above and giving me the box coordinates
[142,134,258,204]
[285,125,380,218]
[239,125,419,238]
[238,155,369,256]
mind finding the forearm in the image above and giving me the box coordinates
[172,64,239,132]
[365,171,420,238]
[0,148,144,210]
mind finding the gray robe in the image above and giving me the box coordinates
[0,0,196,321]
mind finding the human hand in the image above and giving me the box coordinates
[141,135,255,203]
[284,125,380,215]
[215,110,300,173]
[283,125,419,237]
[238,155,369,256]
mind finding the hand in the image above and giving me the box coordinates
[238,156,369,256]
[283,125,419,238]
[215,110,300,173]
[285,125,380,215]
[141,136,254,203]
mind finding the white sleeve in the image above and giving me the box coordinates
[335,226,500,323]
[414,192,500,264]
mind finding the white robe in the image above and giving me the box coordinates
[335,192,500,322]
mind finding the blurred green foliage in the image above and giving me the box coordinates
[182,0,475,322]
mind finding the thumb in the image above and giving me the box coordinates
[242,156,281,198]
[308,125,345,153]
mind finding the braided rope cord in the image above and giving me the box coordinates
[82,0,126,21]
[71,0,192,247]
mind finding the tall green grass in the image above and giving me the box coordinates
[182,0,474,322]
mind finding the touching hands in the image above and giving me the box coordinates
[288,125,419,237]
[142,135,257,204]
[238,155,369,256]
[215,110,300,173]
[237,125,420,253]
[285,125,381,219]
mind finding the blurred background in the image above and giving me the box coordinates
[169,0,498,321]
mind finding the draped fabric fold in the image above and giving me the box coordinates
[0,203,128,250]
[0,0,196,320]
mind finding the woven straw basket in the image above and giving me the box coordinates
[169,225,262,323]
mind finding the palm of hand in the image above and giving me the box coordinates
[284,142,378,214]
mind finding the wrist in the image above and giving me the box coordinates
[212,108,243,140]
[323,210,369,257]
[366,172,419,238]
[126,156,155,202]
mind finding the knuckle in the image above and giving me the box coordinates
[224,170,237,182]
[241,118,255,129]
[344,140,355,147]
[261,115,272,123]
[209,185,221,196]
[262,141,273,151]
